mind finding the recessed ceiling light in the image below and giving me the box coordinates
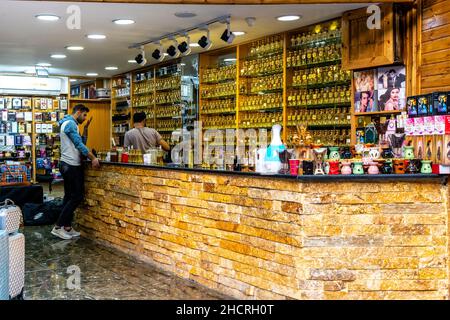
[163,53,169,56]
[36,14,60,21]
[113,19,135,25]
[180,63,186,66]
[86,73,98,76]
[224,58,237,62]
[36,62,51,67]
[189,43,200,47]
[50,54,66,59]
[87,34,106,40]
[128,60,137,63]
[24,69,35,74]
[232,31,246,36]
[70,79,77,82]
[105,66,118,70]
[174,12,197,18]
[66,46,84,51]
[277,15,301,22]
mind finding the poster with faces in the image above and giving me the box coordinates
[377,66,406,111]
[354,69,378,113]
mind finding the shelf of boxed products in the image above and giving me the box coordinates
[112,75,131,99]
[201,64,236,85]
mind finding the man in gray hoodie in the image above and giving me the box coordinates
[52,104,100,240]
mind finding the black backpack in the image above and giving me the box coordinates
[23,198,64,226]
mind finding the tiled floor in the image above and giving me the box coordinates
[23,225,230,300]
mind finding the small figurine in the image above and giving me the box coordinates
[292,124,312,160]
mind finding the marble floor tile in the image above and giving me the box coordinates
[22,225,231,300]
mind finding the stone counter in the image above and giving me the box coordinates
[76,163,450,300]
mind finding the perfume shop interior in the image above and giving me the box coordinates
[2,0,450,300]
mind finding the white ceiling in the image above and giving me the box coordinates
[0,1,368,77]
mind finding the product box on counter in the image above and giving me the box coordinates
[433,92,448,115]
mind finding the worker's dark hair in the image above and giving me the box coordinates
[72,104,90,114]
[133,112,146,123]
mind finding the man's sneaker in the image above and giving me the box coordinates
[65,228,81,237]
[51,227,72,240]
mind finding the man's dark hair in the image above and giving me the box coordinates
[389,69,396,74]
[72,104,90,114]
[133,112,146,123]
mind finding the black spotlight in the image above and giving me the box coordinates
[152,48,163,61]
[198,35,212,50]
[178,41,191,55]
[221,29,235,44]
[135,50,146,66]
[167,45,178,57]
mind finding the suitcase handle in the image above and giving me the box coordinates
[0,198,15,207]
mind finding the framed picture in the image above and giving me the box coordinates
[378,87,406,111]
[377,65,406,90]
[354,90,377,113]
[354,70,376,92]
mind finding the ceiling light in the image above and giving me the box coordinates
[189,43,200,47]
[174,12,197,18]
[178,34,192,56]
[135,47,147,66]
[198,28,212,50]
[70,79,77,82]
[220,18,235,44]
[87,34,106,40]
[86,73,98,76]
[24,69,35,75]
[167,38,180,58]
[224,58,237,62]
[66,46,84,51]
[277,15,301,22]
[36,14,60,21]
[128,60,137,63]
[36,62,51,67]
[152,43,165,62]
[50,54,66,59]
[113,19,135,25]
[180,63,186,66]
[232,31,246,36]
[105,66,118,70]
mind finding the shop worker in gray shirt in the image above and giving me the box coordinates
[124,112,170,152]
[51,104,100,240]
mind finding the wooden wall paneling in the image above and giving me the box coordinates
[420,0,450,93]
[69,100,111,151]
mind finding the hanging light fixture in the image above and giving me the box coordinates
[177,33,192,56]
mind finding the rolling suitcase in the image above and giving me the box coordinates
[8,232,24,300]
[0,199,22,234]
[0,230,9,300]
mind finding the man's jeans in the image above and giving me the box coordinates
[57,161,84,227]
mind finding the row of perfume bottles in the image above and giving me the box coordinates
[133,80,154,94]
[201,82,236,99]
[240,94,282,111]
[287,107,351,126]
[203,115,236,129]
[155,91,181,104]
[202,65,236,83]
[155,119,182,131]
[287,43,342,67]
[248,35,284,57]
[288,129,350,147]
[113,87,130,98]
[240,54,283,76]
[113,123,129,134]
[240,112,283,128]
[287,86,351,106]
[160,133,173,144]
[292,65,351,86]
[290,26,342,48]
[133,95,154,108]
[201,99,235,114]
[155,105,180,118]
[155,76,180,91]
[248,74,283,93]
